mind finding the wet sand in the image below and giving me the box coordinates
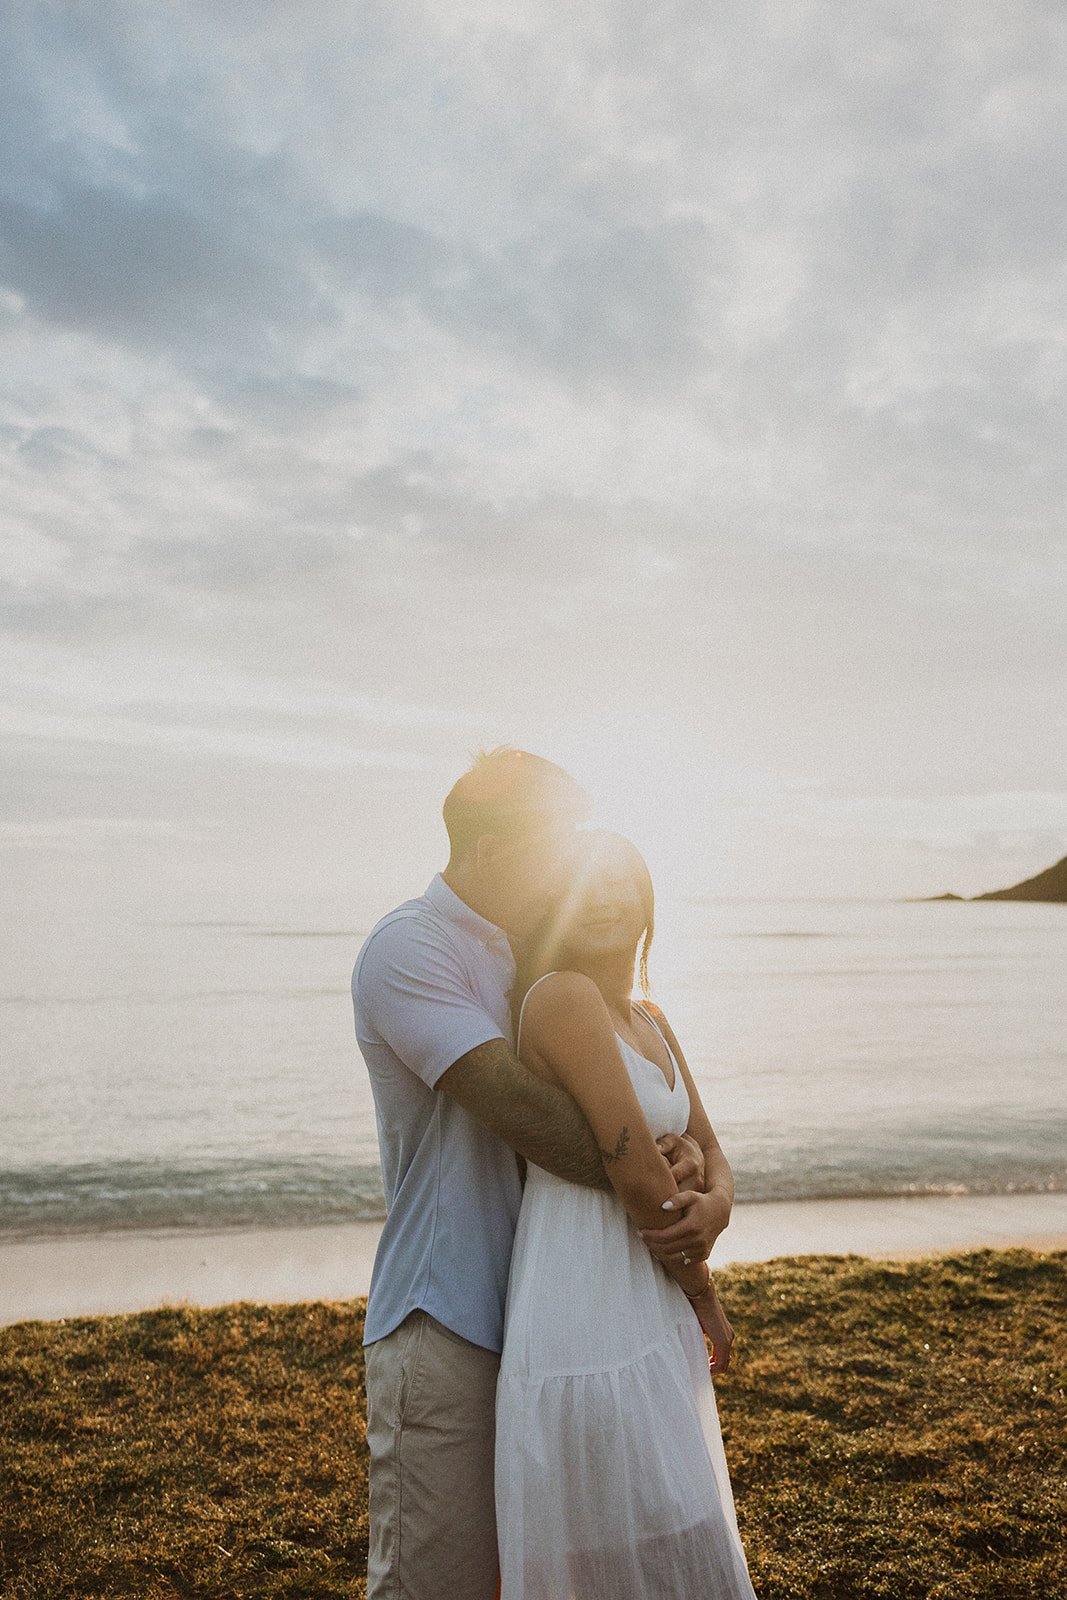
[2,1190,1064,1327]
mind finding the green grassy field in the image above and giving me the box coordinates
[1,1248,1063,1599]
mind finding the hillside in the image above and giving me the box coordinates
[973,853,1067,902]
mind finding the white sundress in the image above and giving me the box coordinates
[495,981,758,1599]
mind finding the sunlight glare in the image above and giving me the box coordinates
[548,715,741,978]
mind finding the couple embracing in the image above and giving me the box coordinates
[352,748,757,1599]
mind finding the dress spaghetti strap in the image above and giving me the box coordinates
[633,1000,679,1066]
[515,971,559,1056]
[632,999,668,1046]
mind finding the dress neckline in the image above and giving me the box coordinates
[615,1030,677,1095]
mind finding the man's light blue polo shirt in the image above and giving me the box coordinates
[352,875,523,1353]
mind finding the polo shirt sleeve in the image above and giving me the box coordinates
[354,915,508,1089]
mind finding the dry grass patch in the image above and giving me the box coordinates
[1,1248,1063,1598]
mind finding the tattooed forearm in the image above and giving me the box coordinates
[599,1126,631,1165]
[437,1039,609,1189]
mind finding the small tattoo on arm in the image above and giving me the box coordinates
[600,1126,631,1165]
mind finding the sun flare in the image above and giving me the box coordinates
[550,718,747,899]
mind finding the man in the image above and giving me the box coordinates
[352,748,728,1599]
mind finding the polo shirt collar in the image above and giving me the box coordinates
[425,874,511,953]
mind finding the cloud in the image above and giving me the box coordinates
[1,1,1065,895]
[773,788,1067,849]
[0,700,437,772]
[0,814,223,850]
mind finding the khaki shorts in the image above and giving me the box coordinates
[365,1310,501,1600]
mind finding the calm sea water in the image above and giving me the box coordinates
[2,892,1064,1237]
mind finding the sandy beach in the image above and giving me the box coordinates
[2,1190,1064,1327]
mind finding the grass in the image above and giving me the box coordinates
[0,1248,1063,1599]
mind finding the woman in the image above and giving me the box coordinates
[495,831,758,1599]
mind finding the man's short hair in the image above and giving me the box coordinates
[443,747,589,861]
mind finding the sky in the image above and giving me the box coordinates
[2,0,1066,922]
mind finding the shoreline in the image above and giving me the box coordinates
[1,1190,1064,1328]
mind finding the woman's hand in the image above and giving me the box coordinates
[655,1132,705,1191]
[640,1185,731,1265]
[691,1282,735,1375]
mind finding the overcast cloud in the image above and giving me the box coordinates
[2,0,1065,908]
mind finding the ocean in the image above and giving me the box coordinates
[2,891,1064,1238]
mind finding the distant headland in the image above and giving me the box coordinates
[920,853,1067,903]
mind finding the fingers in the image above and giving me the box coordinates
[646,1243,712,1269]
[642,1235,712,1264]
[645,1193,727,1262]
[641,1231,706,1259]
[707,1331,733,1374]
[671,1132,707,1187]
[660,1135,700,1186]
[642,1234,682,1262]
[642,1196,716,1266]
[640,1193,701,1239]
[645,1240,684,1264]
[641,1223,710,1252]
[668,1155,702,1186]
